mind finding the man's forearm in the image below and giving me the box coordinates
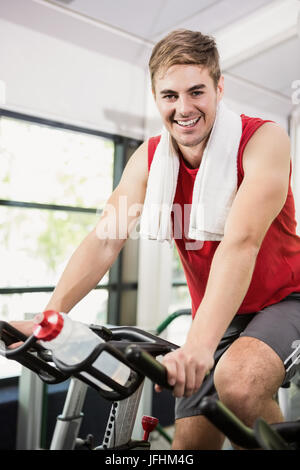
[45,229,125,313]
[186,240,259,354]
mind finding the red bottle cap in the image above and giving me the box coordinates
[33,310,64,341]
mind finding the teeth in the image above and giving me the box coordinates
[177,117,200,127]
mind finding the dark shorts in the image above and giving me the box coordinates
[175,292,300,420]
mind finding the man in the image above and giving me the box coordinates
[11,30,300,450]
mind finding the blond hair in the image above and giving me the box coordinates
[149,29,221,92]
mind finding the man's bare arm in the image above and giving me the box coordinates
[188,123,290,351]
[10,141,148,338]
[45,140,148,313]
[159,123,291,397]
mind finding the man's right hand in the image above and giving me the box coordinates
[7,320,35,349]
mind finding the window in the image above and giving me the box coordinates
[0,110,140,378]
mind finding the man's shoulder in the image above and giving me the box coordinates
[148,135,161,146]
[243,121,290,173]
[244,121,289,150]
[239,115,279,153]
[238,116,289,178]
[148,135,161,166]
[240,114,273,132]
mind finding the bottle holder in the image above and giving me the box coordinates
[0,321,143,400]
[0,321,174,401]
[53,341,144,401]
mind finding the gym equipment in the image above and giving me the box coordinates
[1,319,300,450]
[199,396,300,450]
[0,320,177,450]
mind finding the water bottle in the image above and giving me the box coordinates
[33,310,131,391]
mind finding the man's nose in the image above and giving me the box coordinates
[176,95,193,117]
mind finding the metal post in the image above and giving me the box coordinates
[16,367,44,449]
[50,378,88,450]
[107,137,127,325]
[16,312,45,450]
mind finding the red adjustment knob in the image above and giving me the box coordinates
[142,415,159,441]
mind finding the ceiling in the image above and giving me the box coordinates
[1,0,300,117]
[49,0,275,41]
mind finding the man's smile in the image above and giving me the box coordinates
[173,116,202,129]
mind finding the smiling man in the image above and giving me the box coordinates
[10,29,300,450]
[143,29,300,450]
[156,68,218,159]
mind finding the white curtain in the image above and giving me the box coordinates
[290,108,300,235]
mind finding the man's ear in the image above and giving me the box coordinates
[217,75,224,101]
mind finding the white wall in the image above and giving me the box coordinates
[0,17,147,140]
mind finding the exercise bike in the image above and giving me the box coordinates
[0,319,177,450]
[1,319,300,450]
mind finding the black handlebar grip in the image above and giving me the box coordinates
[0,320,28,344]
[125,344,173,391]
[0,321,39,357]
[199,397,258,448]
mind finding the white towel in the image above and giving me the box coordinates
[140,100,243,243]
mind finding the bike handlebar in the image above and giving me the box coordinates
[199,396,300,449]
[125,344,172,390]
[0,321,176,398]
[1,320,299,449]
[0,321,68,384]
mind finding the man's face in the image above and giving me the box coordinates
[154,64,224,149]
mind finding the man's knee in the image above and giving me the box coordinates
[214,364,258,414]
[213,337,285,417]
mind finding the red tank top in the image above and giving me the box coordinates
[148,115,300,317]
